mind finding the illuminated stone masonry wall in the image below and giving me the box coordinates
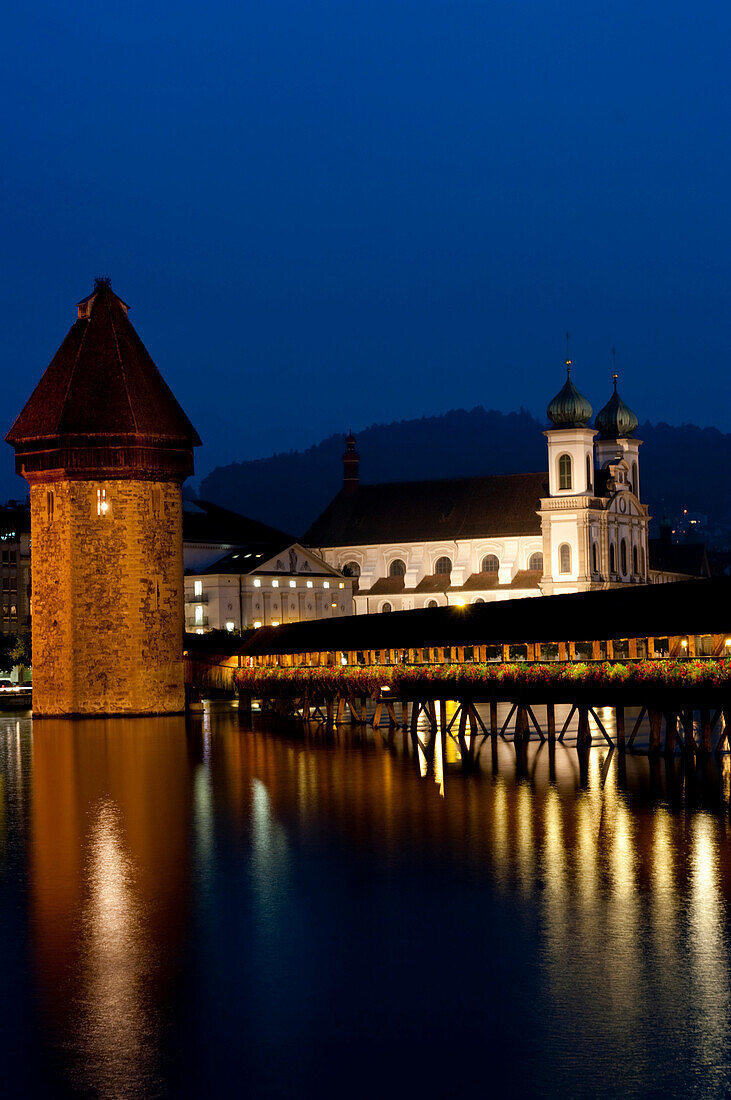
[31,479,184,716]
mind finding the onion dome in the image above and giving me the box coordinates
[594,373,638,439]
[546,362,593,428]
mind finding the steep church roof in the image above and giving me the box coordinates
[302,472,549,547]
[7,279,200,481]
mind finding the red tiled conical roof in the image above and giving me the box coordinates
[6,279,201,482]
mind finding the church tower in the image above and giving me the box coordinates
[539,359,596,594]
[6,279,200,717]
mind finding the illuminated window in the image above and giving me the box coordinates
[632,461,638,493]
[435,556,452,575]
[528,552,543,571]
[331,601,337,608]
[307,580,313,588]
[194,605,203,624]
[389,559,406,577]
[253,579,261,587]
[558,453,572,491]
[254,620,262,629]
[194,580,202,596]
[226,621,235,632]
[559,543,571,574]
[338,582,344,588]
[323,581,330,589]
[481,554,499,573]
[97,488,108,516]
[271,620,280,627]
[272,580,279,587]
[289,580,296,588]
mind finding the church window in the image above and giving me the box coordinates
[592,543,599,573]
[434,556,452,575]
[558,453,572,490]
[586,454,592,491]
[343,561,361,577]
[481,554,499,573]
[610,543,616,573]
[559,544,571,574]
[640,545,645,575]
[620,538,628,575]
[473,597,485,604]
[632,461,638,493]
[389,558,406,577]
[46,490,54,522]
[426,599,438,608]
[632,545,638,574]
[381,602,393,613]
[528,552,543,571]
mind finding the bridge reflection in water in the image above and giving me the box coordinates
[3,705,730,1096]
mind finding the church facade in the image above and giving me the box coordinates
[304,369,651,613]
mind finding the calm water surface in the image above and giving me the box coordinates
[2,704,731,1098]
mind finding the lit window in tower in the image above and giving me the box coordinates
[97,488,108,516]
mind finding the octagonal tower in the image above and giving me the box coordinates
[6,279,201,716]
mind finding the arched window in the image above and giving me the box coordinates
[632,461,638,494]
[620,539,628,575]
[592,542,599,573]
[389,558,406,577]
[632,545,638,574]
[559,543,571,574]
[473,597,485,604]
[586,454,593,491]
[426,599,439,608]
[434,556,452,575]
[610,543,616,574]
[528,552,543,571]
[381,602,392,613]
[343,561,361,577]
[558,453,572,490]
[481,554,499,573]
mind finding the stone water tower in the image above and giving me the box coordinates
[6,279,201,716]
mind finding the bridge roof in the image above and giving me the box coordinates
[238,577,730,656]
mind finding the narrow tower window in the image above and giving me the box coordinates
[620,538,628,575]
[559,543,572,574]
[592,543,599,573]
[610,543,616,574]
[558,453,572,490]
[632,461,638,494]
[46,490,54,522]
[632,545,638,574]
[586,454,592,491]
[97,488,108,516]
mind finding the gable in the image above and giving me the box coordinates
[256,542,342,577]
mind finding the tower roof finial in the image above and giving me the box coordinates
[565,331,571,375]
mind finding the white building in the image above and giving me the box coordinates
[185,541,354,633]
[304,371,652,612]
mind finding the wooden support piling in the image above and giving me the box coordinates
[546,702,556,743]
[700,706,712,753]
[615,705,625,751]
[648,708,663,753]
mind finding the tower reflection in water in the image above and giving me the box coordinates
[30,718,194,1097]
[19,708,731,1096]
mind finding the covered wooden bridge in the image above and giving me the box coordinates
[187,578,731,755]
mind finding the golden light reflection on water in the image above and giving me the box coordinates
[5,706,731,1096]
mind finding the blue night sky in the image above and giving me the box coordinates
[2,1,730,496]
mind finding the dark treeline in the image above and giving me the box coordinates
[199,407,731,539]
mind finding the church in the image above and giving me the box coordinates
[303,365,652,613]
